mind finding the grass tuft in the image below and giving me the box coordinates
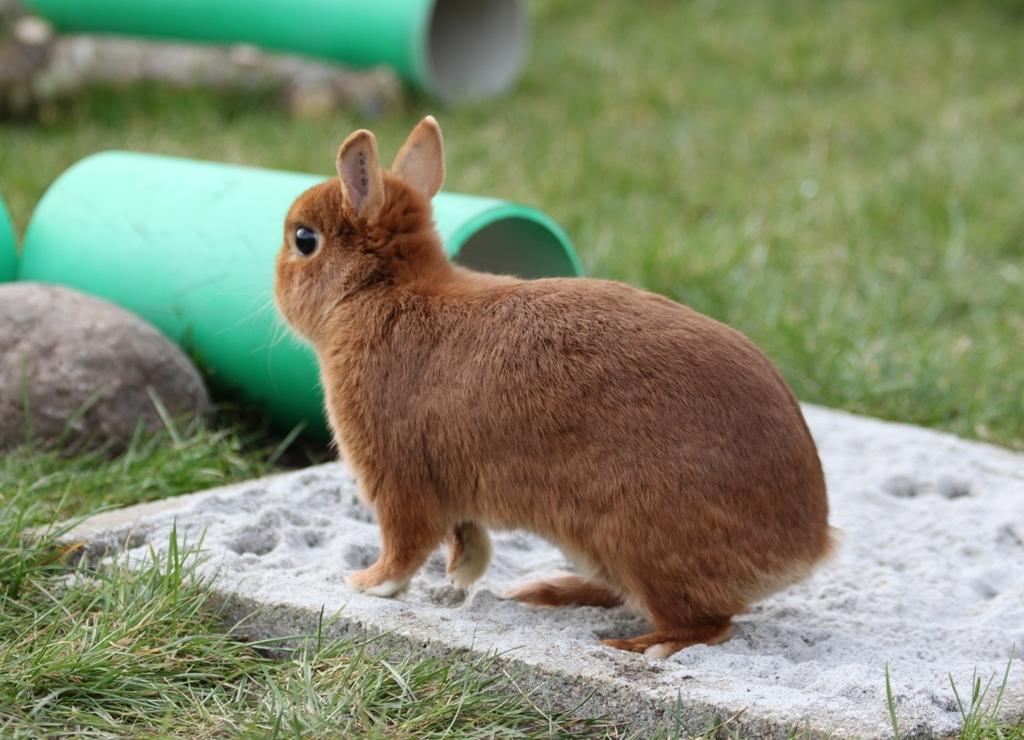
[0,472,614,736]
[886,663,902,740]
[886,657,1022,740]
[950,649,1021,739]
[0,414,273,525]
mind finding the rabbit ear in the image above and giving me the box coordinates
[336,130,385,221]
[391,115,445,199]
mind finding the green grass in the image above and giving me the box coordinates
[0,491,610,737]
[949,657,1018,739]
[886,657,1023,740]
[2,0,1023,736]
[0,416,273,522]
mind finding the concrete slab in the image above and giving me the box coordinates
[61,405,1024,737]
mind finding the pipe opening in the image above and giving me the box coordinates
[426,0,525,101]
[453,217,578,279]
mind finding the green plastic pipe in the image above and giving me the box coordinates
[0,197,16,282]
[18,151,581,437]
[22,0,526,102]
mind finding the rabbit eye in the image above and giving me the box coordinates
[294,227,320,257]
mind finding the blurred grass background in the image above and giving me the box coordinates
[4,1,1022,449]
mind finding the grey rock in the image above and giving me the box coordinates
[0,282,209,451]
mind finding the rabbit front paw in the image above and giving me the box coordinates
[346,567,410,598]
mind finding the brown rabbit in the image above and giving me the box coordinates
[274,116,834,658]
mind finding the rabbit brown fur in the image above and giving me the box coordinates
[274,116,834,658]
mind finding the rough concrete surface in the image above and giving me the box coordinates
[63,405,1023,737]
